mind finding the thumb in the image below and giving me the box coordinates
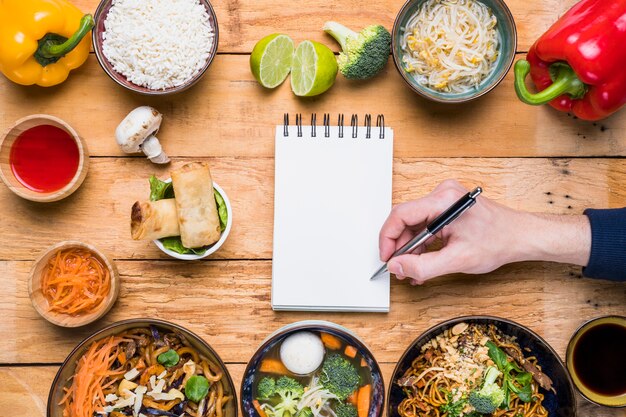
[388,250,458,284]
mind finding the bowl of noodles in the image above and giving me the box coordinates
[392,0,517,103]
[48,318,237,417]
[388,316,576,417]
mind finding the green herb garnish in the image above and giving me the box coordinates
[157,349,180,367]
[185,375,210,402]
[439,390,466,417]
[486,341,534,408]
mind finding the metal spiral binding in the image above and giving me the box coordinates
[376,114,385,139]
[323,113,331,138]
[351,114,358,138]
[311,113,317,137]
[282,113,385,139]
[338,114,344,138]
[295,113,303,137]
[283,113,289,137]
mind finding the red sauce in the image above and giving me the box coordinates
[10,124,79,193]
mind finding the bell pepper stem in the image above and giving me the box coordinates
[514,59,586,105]
[38,14,94,59]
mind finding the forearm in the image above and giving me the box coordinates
[511,212,591,266]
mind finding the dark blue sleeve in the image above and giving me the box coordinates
[583,208,626,281]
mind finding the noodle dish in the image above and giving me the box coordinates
[388,317,576,417]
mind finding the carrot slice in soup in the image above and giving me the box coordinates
[320,332,342,350]
[253,400,268,417]
[259,358,289,374]
[344,345,358,358]
[357,384,371,417]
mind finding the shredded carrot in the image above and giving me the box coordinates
[41,248,111,316]
[59,336,125,417]
[344,345,358,358]
[320,332,342,350]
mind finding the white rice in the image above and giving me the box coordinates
[102,0,215,90]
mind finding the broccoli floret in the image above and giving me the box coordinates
[275,376,305,397]
[335,402,358,417]
[256,377,304,417]
[469,366,506,414]
[320,353,360,400]
[323,21,391,79]
[257,377,277,400]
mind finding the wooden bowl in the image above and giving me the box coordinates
[28,241,120,327]
[0,114,89,202]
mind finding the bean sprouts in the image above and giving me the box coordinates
[401,0,499,93]
[297,377,339,417]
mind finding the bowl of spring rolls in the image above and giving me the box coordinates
[130,162,232,260]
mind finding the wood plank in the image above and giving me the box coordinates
[2,56,624,159]
[1,366,623,417]
[0,157,624,261]
[68,0,579,53]
[2,260,625,364]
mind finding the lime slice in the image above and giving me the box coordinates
[291,40,338,97]
[250,34,294,88]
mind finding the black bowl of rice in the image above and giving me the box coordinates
[93,0,219,95]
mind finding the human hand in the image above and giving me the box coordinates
[379,180,591,285]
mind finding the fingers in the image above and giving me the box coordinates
[387,248,459,284]
[379,200,433,261]
[379,180,469,261]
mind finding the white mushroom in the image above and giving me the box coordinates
[115,106,170,164]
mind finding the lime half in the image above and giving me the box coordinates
[291,40,338,97]
[250,34,294,88]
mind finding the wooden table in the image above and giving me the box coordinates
[1,0,625,415]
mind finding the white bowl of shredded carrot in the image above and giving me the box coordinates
[28,240,120,328]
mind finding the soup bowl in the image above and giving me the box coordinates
[241,320,385,417]
[48,318,238,417]
[388,316,577,417]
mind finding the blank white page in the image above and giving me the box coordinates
[272,123,393,312]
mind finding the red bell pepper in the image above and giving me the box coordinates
[514,0,626,121]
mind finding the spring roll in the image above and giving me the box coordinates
[130,199,180,240]
[171,162,221,248]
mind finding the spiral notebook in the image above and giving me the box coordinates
[272,114,393,312]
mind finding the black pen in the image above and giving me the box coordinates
[370,187,483,280]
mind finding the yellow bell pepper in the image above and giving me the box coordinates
[0,0,94,87]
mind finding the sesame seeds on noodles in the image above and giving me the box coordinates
[102,0,215,90]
